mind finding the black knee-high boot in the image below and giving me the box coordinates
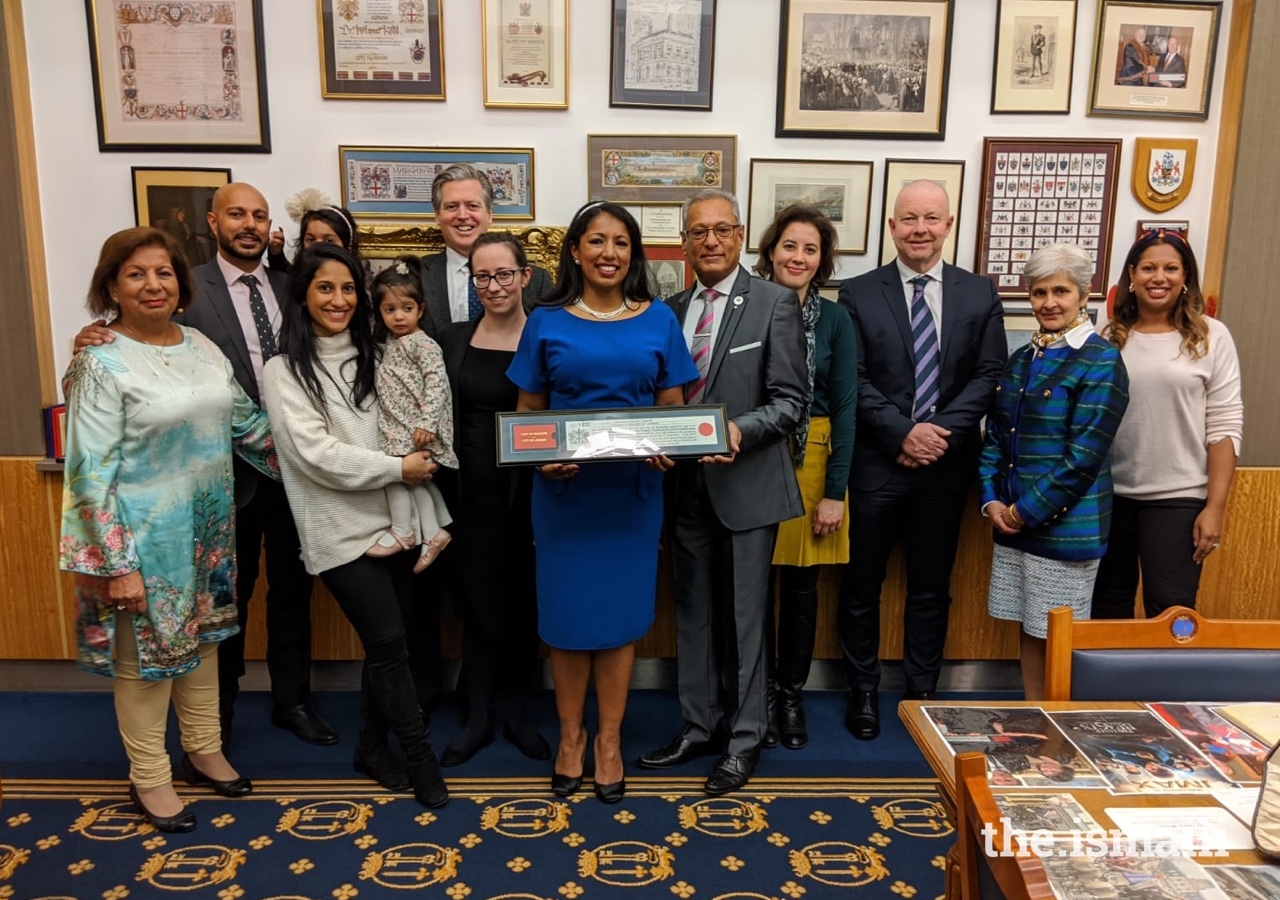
[441,628,495,766]
[365,637,448,808]
[777,570,820,750]
[353,665,411,791]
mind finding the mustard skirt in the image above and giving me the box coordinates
[771,416,851,567]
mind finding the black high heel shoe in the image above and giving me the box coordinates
[129,783,196,834]
[180,752,253,798]
[551,729,590,797]
[592,735,626,804]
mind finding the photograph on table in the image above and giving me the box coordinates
[922,706,1111,789]
[1147,703,1272,783]
[1088,1,1222,120]
[747,158,873,253]
[131,167,230,268]
[990,792,1104,837]
[645,245,694,301]
[1048,709,1236,793]
[1206,866,1280,900]
[1043,853,1230,900]
[481,0,569,108]
[85,0,270,151]
[339,146,535,220]
[991,0,1078,113]
[877,158,963,264]
[975,137,1121,301]
[610,0,717,110]
[586,134,736,204]
[317,0,444,100]
[775,0,954,139]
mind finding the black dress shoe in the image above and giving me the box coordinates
[845,690,880,741]
[129,783,197,833]
[180,752,252,798]
[704,752,759,795]
[637,733,722,769]
[272,704,339,746]
[594,777,626,804]
[904,689,936,701]
[778,692,808,750]
[440,725,494,767]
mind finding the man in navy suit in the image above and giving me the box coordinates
[837,180,1006,739]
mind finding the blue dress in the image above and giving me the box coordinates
[507,302,698,650]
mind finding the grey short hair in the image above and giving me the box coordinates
[681,189,741,229]
[431,164,493,212]
[1023,242,1093,299]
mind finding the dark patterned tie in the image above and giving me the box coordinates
[239,274,277,361]
[466,267,483,321]
[910,275,939,421]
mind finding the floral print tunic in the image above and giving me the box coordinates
[377,330,458,468]
[60,326,277,680]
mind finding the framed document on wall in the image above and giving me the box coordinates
[340,146,535,220]
[481,0,569,109]
[746,158,873,254]
[587,134,736,204]
[85,0,270,152]
[317,0,444,100]
[609,0,716,111]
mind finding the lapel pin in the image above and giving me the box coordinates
[732,295,744,307]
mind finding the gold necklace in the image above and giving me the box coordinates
[118,322,178,366]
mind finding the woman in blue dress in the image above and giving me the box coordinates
[508,201,697,803]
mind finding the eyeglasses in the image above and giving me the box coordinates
[683,224,741,244]
[470,268,521,289]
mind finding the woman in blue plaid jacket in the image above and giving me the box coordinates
[979,243,1130,700]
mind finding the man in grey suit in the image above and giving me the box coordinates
[418,165,553,338]
[638,189,807,794]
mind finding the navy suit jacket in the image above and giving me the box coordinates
[838,262,1006,492]
[419,251,553,340]
[177,259,288,507]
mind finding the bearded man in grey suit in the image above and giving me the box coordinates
[418,164,553,337]
[638,189,807,795]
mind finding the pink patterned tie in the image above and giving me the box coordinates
[686,288,718,403]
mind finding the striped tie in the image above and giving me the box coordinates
[686,289,718,403]
[910,275,940,421]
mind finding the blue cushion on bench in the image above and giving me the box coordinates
[1070,648,1280,701]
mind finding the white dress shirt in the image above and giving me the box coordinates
[681,268,741,354]
[445,247,472,324]
[216,253,280,398]
[896,257,945,340]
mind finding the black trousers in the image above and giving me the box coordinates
[219,478,314,709]
[837,476,967,693]
[1091,496,1206,619]
[320,553,418,650]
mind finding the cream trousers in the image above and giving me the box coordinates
[112,611,221,788]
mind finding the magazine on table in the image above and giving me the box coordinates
[1148,703,1272,784]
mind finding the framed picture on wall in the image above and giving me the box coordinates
[587,134,736,204]
[85,0,270,151]
[1087,0,1222,120]
[645,245,695,300]
[481,0,569,109]
[878,158,965,265]
[609,0,717,110]
[991,0,1078,114]
[318,0,444,100]
[975,137,1122,300]
[1135,218,1189,240]
[775,0,955,140]
[339,146,535,220]
[132,167,230,267]
[746,158,873,254]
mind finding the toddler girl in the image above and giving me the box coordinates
[372,256,456,572]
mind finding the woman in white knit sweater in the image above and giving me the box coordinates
[1092,230,1243,618]
[263,244,448,808]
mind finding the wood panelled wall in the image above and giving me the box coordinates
[5,458,1277,663]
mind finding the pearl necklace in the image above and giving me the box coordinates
[118,322,179,365]
[573,297,633,320]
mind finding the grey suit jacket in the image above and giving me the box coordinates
[177,259,288,507]
[666,267,806,531]
[419,250,553,339]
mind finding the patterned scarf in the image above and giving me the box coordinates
[1030,309,1091,349]
[793,285,822,466]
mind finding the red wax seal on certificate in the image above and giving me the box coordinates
[697,422,714,437]
[512,424,558,450]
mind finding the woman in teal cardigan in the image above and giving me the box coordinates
[753,204,858,749]
[979,243,1129,700]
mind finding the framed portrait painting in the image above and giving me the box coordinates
[610,0,716,110]
[339,146,535,220]
[1088,0,1222,120]
[317,0,444,100]
[991,0,1078,114]
[878,158,964,265]
[132,167,230,267]
[747,158,873,254]
[481,0,569,108]
[85,0,270,152]
[587,134,736,204]
[775,0,954,140]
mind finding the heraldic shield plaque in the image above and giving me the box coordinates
[1133,137,1197,213]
